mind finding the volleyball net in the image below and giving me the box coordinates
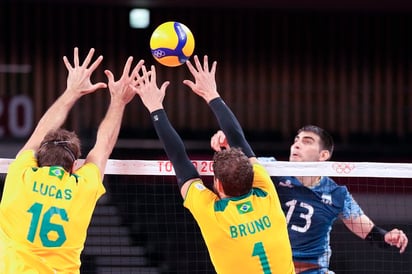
[0,159,411,273]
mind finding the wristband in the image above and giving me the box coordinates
[365,225,390,249]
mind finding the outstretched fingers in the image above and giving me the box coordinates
[73,47,80,67]
[120,56,134,80]
[193,55,203,71]
[210,59,217,75]
[81,48,97,68]
[104,69,115,84]
[131,59,145,79]
[134,65,170,112]
[87,54,104,74]
[63,47,80,71]
[134,65,150,94]
[64,47,107,95]
[63,55,72,71]
[149,64,157,83]
[202,55,209,72]
[185,58,197,77]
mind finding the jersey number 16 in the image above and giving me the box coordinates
[27,202,68,247]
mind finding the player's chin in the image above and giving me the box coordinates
[289,156,302,162]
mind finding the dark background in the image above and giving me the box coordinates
[1,0,412,161]
[1,0,412,273]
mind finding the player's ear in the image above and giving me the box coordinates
[215,178,225,195]
[319,150,330,161]
[71,159,78,173]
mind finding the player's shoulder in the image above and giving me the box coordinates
[321,176,344,186]
[320,176,350,193]
[8,149,36,171]
[73,162,101,178]
[14,149,35,160]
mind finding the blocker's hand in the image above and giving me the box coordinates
[183,55,220,103]
[210,130,230,152]
[133,65,170,113]
[63,47,107,97]
[104,56,144,105]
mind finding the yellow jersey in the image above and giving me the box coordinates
[0,150,105,273]
[184,163,295,274]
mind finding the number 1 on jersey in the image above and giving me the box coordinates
[252,241,272,274]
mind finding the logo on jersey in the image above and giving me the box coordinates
[279,179,293,188]
[49,166,65,180]
[321,193,332,205]
[194,182,206,191]
[236,201,254,214]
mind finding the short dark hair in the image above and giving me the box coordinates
[212,147,254,197]
[37,128,81,172]
[298,125,334,158]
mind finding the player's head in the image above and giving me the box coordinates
[290,125,334,162]
[212,147,253,197]
[37,128,81,172]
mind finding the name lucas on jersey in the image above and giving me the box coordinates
[32,181,72,200]
[230,215,271,238]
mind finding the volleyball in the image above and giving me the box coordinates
[150,21,195,67]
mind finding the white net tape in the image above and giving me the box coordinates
[0,158,411,177]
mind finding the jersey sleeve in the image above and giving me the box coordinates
[252,163,276,195]
[74,162,106,199]
[183,179,229,232]
[7,150,37,174]
[340,186,364,219]
[183,180,216,215]
[5,150,37,191]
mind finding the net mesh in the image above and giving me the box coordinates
[0,159,411,273]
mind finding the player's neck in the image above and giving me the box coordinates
[297,176,321,188]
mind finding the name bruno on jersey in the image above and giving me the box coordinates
[230,215,271,238]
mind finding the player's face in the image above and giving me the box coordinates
[289,131,324,162]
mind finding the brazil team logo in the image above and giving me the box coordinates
[49,166,65,180]
[236,201,254,214]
